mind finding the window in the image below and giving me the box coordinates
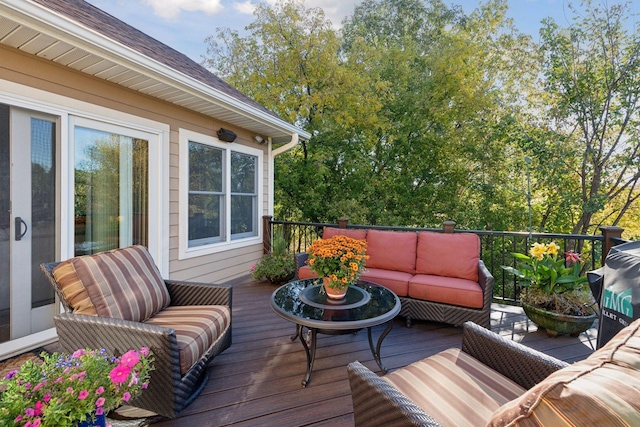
[71,118,159,259]
[181,129,262,257]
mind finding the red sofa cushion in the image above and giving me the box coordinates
[322,227,367,240]
[409,274,484,309]
[416,232,480,281]
[366,230,417,274]
[297,265,317,279]
[361,268,412,297]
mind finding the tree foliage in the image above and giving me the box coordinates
[534,0,640,235]
[203,0,639,236]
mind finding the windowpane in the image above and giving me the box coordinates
[231,152,256,193]
[231,152,257,239]
[74,127,149,255]
[190,143,222,192]
[31,118,56,308]
[189,193,223,245]
[231,195,256,238]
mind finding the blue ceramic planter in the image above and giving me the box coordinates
[77,413,106,427]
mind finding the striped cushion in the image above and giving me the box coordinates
[384,348,525,427]
[54,245,170,322]
[51,261,97,316]
[489,318,640,427]
[145,305,231,374]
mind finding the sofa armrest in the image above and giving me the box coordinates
[347,361,441,427]
[164,280,232,307]
[295,252,309,279]
[478,260,494,298]
[461,321,568,389]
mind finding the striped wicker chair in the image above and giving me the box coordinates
[349,320,640,426]
[347,322,567,427]
[41,245,232,419]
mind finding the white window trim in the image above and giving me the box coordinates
[179,128,263,259]
[0,79,170,276]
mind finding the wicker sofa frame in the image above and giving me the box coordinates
[41,261,232,419]
[295,253,493,329]
[347,321,568,427]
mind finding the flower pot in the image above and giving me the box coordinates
[323,277,348,299]
[522,302,597,337]
[77,413,106,427]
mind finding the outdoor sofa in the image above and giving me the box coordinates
[348,320,640,426]
[297,227,494,328]
[41,245,232,418]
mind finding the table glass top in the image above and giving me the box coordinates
[271,278,400,325]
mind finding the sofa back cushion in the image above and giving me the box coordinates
[365,229,417,274]
[52,245,170,322]
[416,232,479,281]
[488,318,640,427]
[322,227,367,241]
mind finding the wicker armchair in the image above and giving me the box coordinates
[347,322,567,427]
[41,247,232,419]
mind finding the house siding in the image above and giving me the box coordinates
[0,44,269,283]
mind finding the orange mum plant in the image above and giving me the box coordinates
[307,235,368,290]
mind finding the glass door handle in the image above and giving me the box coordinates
[15,217,28,241]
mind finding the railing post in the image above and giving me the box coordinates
[338,217,349,229]
[600,225,624,265]
[263,215,272,254]
[443,220,456,233]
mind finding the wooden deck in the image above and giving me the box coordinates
[146,278,597,427]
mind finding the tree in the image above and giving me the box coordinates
[535,1,640,236]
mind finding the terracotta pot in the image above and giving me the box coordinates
[323,277,348,299]
[522,302,597,337]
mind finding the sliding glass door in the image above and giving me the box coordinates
[0,104,58,343]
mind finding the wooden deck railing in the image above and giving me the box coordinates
[263,216,629,304]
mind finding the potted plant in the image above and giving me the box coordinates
[502,241,597,337]
[307,235,368,299]
[251,231,295,284]
[0,347,154,427]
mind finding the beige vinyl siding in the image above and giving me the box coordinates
[0,44,269,283]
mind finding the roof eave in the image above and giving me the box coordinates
[0,0,310,141]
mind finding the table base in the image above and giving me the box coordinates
[291,321,394,387]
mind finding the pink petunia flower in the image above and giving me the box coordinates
[72,349,84,358]
[122,392,131,402]
[95,386,105,395]
[25,408,35,417]
[109,364,131,384]
[95,397,106,407]
[5,369,18,380]
[78,390,89,400]
[120,350,140,368]
[139,347,149,356]
[66,387,74,394]
[43,394,51,403]
[96,407,105,416]
[14,415,23,422]
[32,419,41,427]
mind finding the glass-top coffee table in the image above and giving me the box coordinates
[270,278,400,386]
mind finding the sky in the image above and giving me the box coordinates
[85,0,640,63]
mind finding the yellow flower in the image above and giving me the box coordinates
[546,242,560,256]
[530,242,546,260]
